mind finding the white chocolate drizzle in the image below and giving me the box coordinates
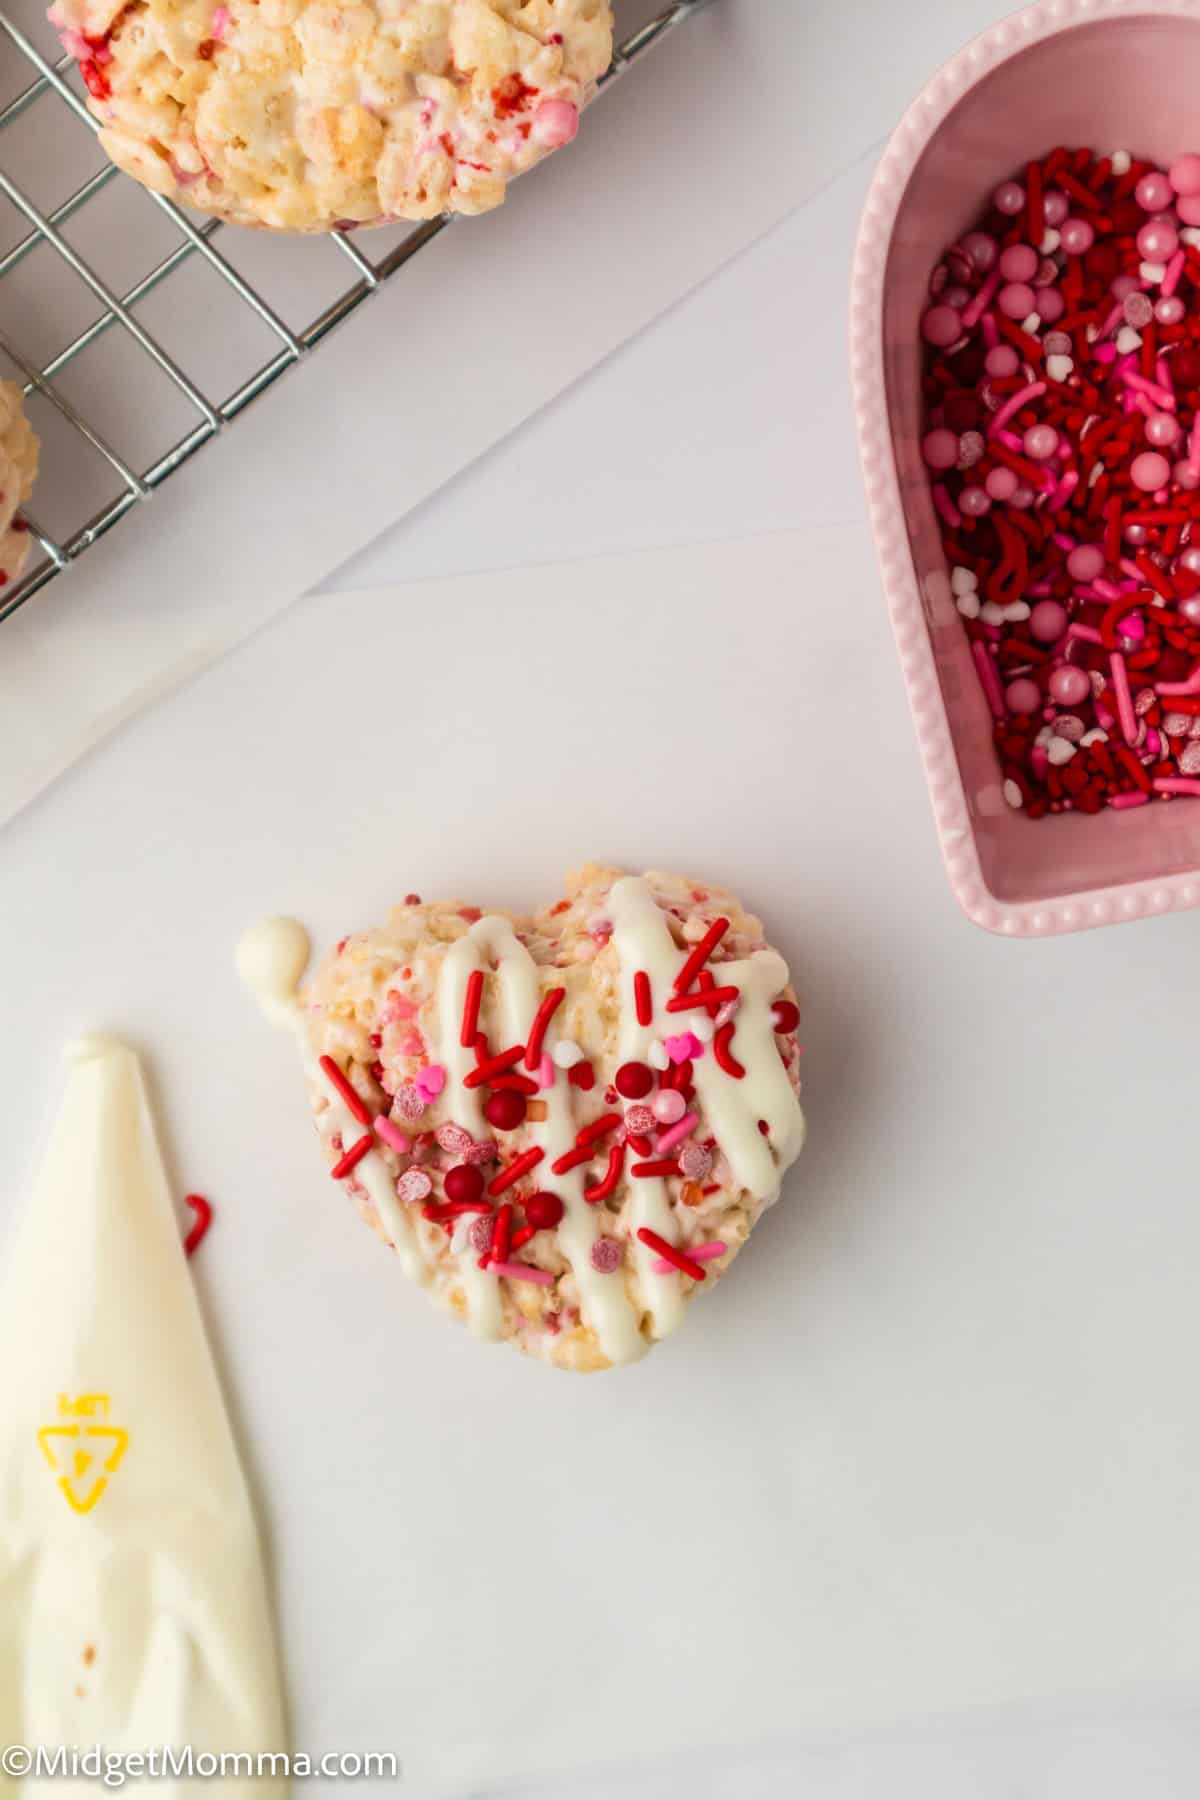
[238,877,805,1367]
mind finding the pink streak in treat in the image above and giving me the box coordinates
[209,4,230,34]
[654,1112,699,1155]
[374,1116,412,1154]
[490,1260,555,1285]
[651,1241,727,1274]
[531,99,579,147]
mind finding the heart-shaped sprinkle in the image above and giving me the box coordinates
[396,1168,433,1203]
[415,1063,446,1101]
[665,1032,701,1065]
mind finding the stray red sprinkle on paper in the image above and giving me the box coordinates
[183,1193,212,1257]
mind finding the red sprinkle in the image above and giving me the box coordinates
[713,1023,746,1080]
[524,986,565,1070]
[576,1111,623,1147]
[460,969,484,1047]
[183,1193,212,1257]
[672,918,730,994]
[331,1132,374,1179]
[464,1045,525,1089]
[319,1054,371,1126]
[664,986,740,1013]
[631,1159,681,1178]
[633,970,653,1026]
[550,1142,596,1176]
[488,1146,544,1196]
[636,1227,706,1281]
[583,1142,625,1203]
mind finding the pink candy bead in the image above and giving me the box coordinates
[651,1088,687,1125]
[1145,411,1180,448]
[1177,546,1200,575]
[1179,195,1200,227]
[959,486,991,517]
[1138,220,1179,262]
[531,98,579,148]
[921,304,962,347]
[1176,461,1200,492]
[985,466,1018,501]
[985,344,1020,378]
[1181,595,1200,626]
[1035,287,1065,323]
[998,282,1035,319]
[1067,543,1105,581]
[1030,599,1069,642]
[1023,424,1059,461]
[1042,188,1069,226]
[1110,272,1140,302]
[1156,296,1186,326]
[1135,171,1174,212]
[922,428,959,470]
[1010,483,1036,509]
[1005,678,1042,715]
[1048,666,1090,707]
[961,230,998,270]
[994,181,1025,215]
[1059,217,1095,255]
[1170,153,1200,196]
[1131,450,1171,492]
[999,242,1038,281]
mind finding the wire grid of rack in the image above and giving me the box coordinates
[0,0,709,623]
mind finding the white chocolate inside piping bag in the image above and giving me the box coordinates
[0,1035,286,1786]
[239,876,805,1368]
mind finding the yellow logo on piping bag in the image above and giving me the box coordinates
[38,1395,129,1513]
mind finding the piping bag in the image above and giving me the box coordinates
[0,1036,286,1793]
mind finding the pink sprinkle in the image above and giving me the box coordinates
[654,1111,699,1155]
[713,998,739,1028]
[490,1260,555,1286]
[538,1054,555,1090]
[933,483,962,530]
[1163,248,1186,298]
[972,641,1006,720]
[415,1063,446,1101]
[393,1084,426,1123]
[468,1215,494,1252]
[960,269,1001,330]
[531,98,579,148]
[1157,662,1200,697]
[435,1121,473,1154]
[396,1168,433,1203]
[988,380,1046,438]
[664,1032,702,1065]
[1109,791,1149,809]
[624,1104,656,1136]
[398,1031,424,1057]
[678,1142,713,1182]
[374,1116,411,1154]
[652,1240,726,1275]
[209,3,230,34]
[1110,653,1139,746]
[462,1138,498,1165]
[590,1235,623,1274]
[1153,777,1200,796]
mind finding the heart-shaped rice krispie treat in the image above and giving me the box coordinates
[0,380,38,591]
[50,0,613,232]
[240,866,806,1371]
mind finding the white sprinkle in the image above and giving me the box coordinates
[951,564,979,595]
[980,601,1006,625]
[1080,728,1109,746]
[1046,737,1077,766]
[449,1219,474,1256]
[1040,229,1061,254]
[1046,353,1074,383]
[690,1014,715,1044]
[1021,312,1042,334]
[1036,726,1056,748]
[1116,326,1143,354]
[956,592,981,619]
[552,1039,584,1069]
[1086,324,1099,343]
[648,1041,670,1071]
[1088,462,1104,488]
[1110,150,1131,175]
[1003,601,1031,622]
[1183,228,1200,249]
[1003,778,1024,810]
[1140,260,1167,284]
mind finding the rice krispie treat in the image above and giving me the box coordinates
[0,381,38,590]
[50,0,613,232]
[239,867,806,1372]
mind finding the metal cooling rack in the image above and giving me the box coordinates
[0,0,710,623]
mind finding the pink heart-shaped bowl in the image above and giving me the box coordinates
[852,0,1200,936]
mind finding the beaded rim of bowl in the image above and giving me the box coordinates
[850,0,1200,937]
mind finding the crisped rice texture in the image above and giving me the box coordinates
[301,865,806,1372]
[50,0,613,231]
[0,381,38,589]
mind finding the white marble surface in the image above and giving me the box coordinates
[6,0,1200,1795]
